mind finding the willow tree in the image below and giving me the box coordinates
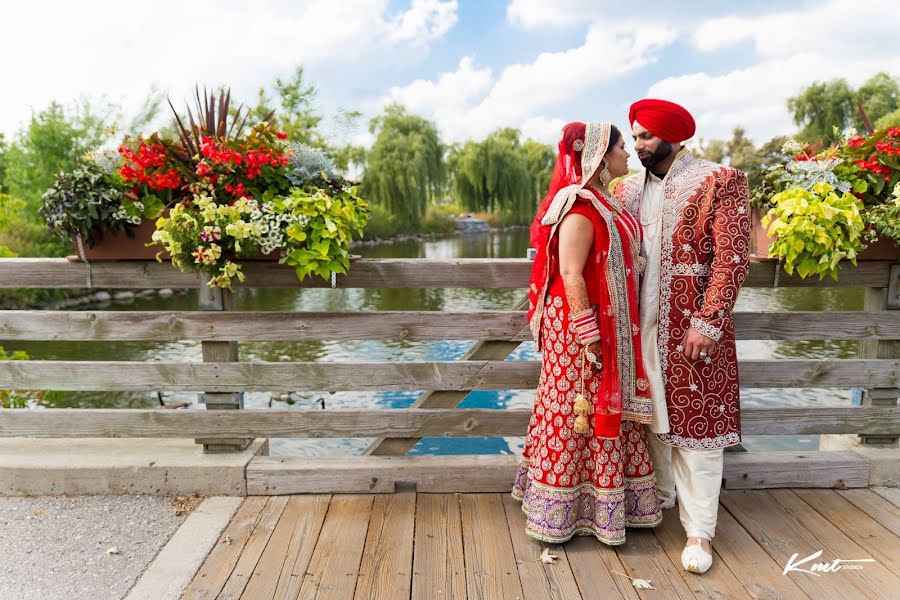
[363,104,444,229]
[450,128,551,223]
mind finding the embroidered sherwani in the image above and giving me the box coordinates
[616,150,750,450]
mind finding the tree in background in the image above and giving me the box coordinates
[363,104,444,229]
[449,128,553,223]
[694,127,788,192]
[788,72,899,143]
[245,66,325,148]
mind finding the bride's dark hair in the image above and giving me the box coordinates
[605,126,622,155]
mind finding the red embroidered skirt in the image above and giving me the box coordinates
[512,294,662,545]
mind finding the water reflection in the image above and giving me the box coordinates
[8,229,863,455]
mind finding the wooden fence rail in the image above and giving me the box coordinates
[0,257,897,462]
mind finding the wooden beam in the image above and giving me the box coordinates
[0,359,897,391]
[245,451,871,494]
[2,406,897,438]
[0,258,893,289]
[0,309,897,341]
[722,452,869,489]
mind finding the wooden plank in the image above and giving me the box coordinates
[614,528,696,600]
[460,494,524,600]
[3,407,898,439]
[246,455,520,495]
[0,360,538,392]
[500,493,582,600]
[767,490,900,600]
[242,495,330,600]
[1,359,898,392]
[269,495,331,600]
[710,505,811,600]
[354,491,416,600]
[297,495,373,599]
[722,490,894,600]
[723,452,869,489]
[564,535,637,600]
[0,258,892,288]
[837,489,900,538]
[793,489,900,575]
[3,309,897,342]
[0,310,532,342]
[248,453,879,495]
[652,504,766,599]
[181,496,268,600]
[216,496,288,599]
[412,493,466,600]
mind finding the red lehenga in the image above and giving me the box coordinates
[512,122,662,545]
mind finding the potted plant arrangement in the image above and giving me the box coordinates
[751,126,900,279]
[40,87,368,288]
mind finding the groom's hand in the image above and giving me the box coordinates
[682,327,717,361]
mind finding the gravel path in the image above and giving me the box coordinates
[0,495,188,600]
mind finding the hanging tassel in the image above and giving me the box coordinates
[573,347,591,433]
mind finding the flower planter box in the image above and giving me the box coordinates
[69,218,164,262]
[750,207,900,261]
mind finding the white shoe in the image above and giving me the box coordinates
[681,542,713,574]
[660,496,676,509]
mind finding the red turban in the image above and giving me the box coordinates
[629,98,696,143]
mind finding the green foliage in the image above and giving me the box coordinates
[39,159,137,247]
[153,184,368,289]
[788,72,899,143]
[4,100,114,207]
[448,128,551,225]
[762,182,866,279]
[0,346,38,409]
[363,104,444,229]
[280,186,369,281]
[245,67,324,148]
[853,72,899,132]
[875,107,900,129]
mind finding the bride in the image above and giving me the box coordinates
[512,121,663,545]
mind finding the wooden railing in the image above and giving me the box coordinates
[0,258,897,490]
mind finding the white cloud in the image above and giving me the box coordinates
[506,0,602,28]
[692,0,900,56]
[650,54,900,143]
[386,23,678,143]
[386,0,459,45]
[0,0,458,136]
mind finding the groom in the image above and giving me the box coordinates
[615,99,750,574]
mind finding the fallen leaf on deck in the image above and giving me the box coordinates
[832,480,848,490]
[612,570,655,590]
[632,578,655,590]
[222,535,232,545]
[540,547,557,564]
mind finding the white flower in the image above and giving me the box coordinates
[681,243,692,253]
[676,344,684,353]
[689,383,698,392]
[682,309,691,317]
[781,139,805,155]
[892,182,900,204]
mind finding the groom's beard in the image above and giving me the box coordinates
[639,141,674,169]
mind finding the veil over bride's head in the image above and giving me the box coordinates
[530,121,612,247]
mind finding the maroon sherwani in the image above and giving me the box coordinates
[616,150,750,449]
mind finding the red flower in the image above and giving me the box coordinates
[889,127,900,138]
[846,136,865,148]
[276,131,287,140]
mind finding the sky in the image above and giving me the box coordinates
[2,0,900,154]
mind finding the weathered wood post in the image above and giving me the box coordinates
[858,264,900,446]
[195,278,252,453]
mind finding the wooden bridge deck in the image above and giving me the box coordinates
[181,488,900,600]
